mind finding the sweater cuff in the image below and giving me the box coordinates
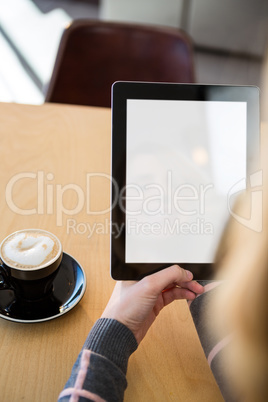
[83,318,138,374]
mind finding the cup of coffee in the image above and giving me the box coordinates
[0,229,63,301]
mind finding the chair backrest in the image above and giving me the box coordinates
[45,20,195,108]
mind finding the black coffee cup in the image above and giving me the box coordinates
[0,229,63,301]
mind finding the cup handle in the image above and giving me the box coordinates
[0,260,10,290]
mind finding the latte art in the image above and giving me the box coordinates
[1,230,60,269]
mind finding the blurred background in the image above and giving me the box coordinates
[0,0,267,119]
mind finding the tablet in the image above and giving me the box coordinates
[111,82,259,280]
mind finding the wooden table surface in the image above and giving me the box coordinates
[0,102,223,402]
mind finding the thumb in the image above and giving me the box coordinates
[141,265,193,294]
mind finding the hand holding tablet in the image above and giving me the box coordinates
[111,82,259,280]
[102,264,204,343]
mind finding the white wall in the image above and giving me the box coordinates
[189,0,268,57]
[100,0,268,57]
[100,0,188,29]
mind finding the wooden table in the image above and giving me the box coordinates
[0,102,223,402]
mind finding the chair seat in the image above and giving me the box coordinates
[46,20,195,108]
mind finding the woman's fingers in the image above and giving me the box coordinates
[177,280,204,294]
[161,286,198,306]
[140,265,204,297]
[140,265,195,294]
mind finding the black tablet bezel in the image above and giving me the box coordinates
[111,81,259,280]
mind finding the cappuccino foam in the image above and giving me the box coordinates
[1,230,60,269]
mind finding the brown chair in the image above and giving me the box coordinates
[45,20,195,108]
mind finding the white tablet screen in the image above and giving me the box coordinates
[125,99,247,263]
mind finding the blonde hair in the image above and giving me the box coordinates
[208,156,268,401]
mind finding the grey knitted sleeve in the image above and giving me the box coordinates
[58,318,138,402]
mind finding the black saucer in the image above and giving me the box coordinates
[0,252,86,323]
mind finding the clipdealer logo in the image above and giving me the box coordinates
[227,170,263,232]
[5,169,262,235]
[5,170,214,229]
